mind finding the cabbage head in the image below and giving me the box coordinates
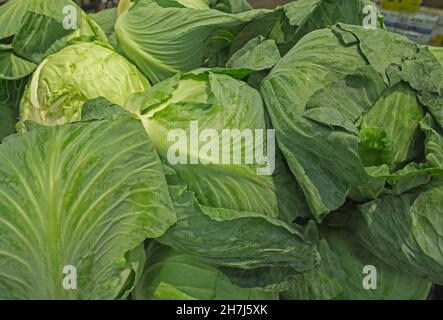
[124,69,320,272]
[261,24,443,284]
[18,42,150,130]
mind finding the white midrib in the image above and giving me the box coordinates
[46,132,64,299]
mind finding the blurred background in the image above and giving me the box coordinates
[377,0,443,46]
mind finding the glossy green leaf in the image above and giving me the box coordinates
[230,0,382,56]
[353,182,443,285]
[159,165,320,270]
[282,227,432,300]
[133,243,278,300]
[226,36,281,72]
[128,70,308,224]
[0,115,176,299]
[0,78,27,142]
[115,0,267,83]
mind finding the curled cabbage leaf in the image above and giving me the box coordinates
[282,227,432,300]
[115,0,267,83]
[133,242,278,300]
[261,23,443,285]
[230,0,382,56]
[352,182,443,285]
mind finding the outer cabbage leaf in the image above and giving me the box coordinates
[226,36,281,72]
[230,0,382,56]
[0,113,176,299]
[380,115,443,196]
[90,8,118,38]
[352,182,443,285]
[90,8,118,48]
[0,0,108,80]
[133,243,278,300]
[334,25,443,127]
[158,165,320,271]
[18,42,150,130]
[261,25,443,221]
[0,78,27,141]
[0,50,37,80]
[352,115,443,198]
[126,70,309,224]
[115,0,268,83]
[282,227,432,300]
[261,29,369,220]
[348,165,390,202]
[162,0,210,9]
[420,115,443,169]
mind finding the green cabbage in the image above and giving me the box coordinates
[282,227,432,300]
[124,69,320,271]
[1,0,442,300]
[18,42,150,130]
[260,24,443,283]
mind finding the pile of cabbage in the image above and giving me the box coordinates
[0,0,442,300]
